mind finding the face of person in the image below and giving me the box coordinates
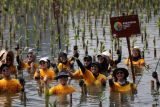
[6,56,12,65]
[2,66,10,78]
[39,61,47,69]
[59,77,68,85]
[84,59,91,67]
[60,56,67,63]
[91,65,99,75]
[97,56,104,63]
[132,49,139,57]
[116,71,125,81]
[27,53,35,62]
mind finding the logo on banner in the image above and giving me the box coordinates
[114,22,122,31]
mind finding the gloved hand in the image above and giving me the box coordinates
[15,44,19,51]
[116,48,122,55]
[18,77,25,92]
[35,69,41,80]
[74,52,79,58]
[101,78,106,86]
[152,71,158,79]
[79,80,84,87]
[73,46,78,50]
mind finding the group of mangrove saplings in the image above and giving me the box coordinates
[0,46,145,97]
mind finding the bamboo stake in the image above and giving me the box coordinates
[5,40,8,50]
[153,36,156,58]
[70,94,72,106]
[85,44,88,56]
[90,29,93,40]
[126,37,135,83]
[9,16,12,49]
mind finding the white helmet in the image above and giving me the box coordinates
[102,51,111,58]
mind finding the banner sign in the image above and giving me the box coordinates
[110,15,140,37]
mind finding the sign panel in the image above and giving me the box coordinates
[110,15,140,37]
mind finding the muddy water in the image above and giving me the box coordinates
[0,13,160,107]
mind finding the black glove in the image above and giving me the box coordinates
[152,71,158,79]
[15,44,19,51]
[74,52,79,58]
[18,77,25,86]
[79,80,84,87]
[17,65,22,70]
[116,49,122,55]
[73,46,78,50]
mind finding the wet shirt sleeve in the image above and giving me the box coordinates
[73,69,83,79]
[82,70,95,86]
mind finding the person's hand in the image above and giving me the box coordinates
[73,46,78,50]
[31,62,34,68]
[79,80,84,87]
[101,78,106,86]
[30,62,35,73]
[116,48,122,55]
[107,74,113,80]
[101,78,106,83]
[15,44,19,51]
[35,69,40,80]
[152,71,158,79]
[74,52,79,58]
[43,76,48,83]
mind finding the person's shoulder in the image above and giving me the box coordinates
[0,79,5,83]
[12,79,20,83]
[99,73,107,78]
[34,63,39,67]
[66,85,76,92]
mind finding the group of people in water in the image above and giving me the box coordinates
[0,46,145,97]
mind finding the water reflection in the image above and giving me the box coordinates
[49,94,71,107]
[109,92,134,107]
[133,66,144,77]
[0,94,20,107]
[128,66,144,85]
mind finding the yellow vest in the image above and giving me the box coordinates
[73,69,83,79]
[83,70,107,86]
[0,79,22,94]
[124,58,145,66]
[111,82,135,93]
[57,61,72,72]
[49,84,76,95]
[34,68,56,80]
[9,65,17,74]
[22,62,38,72]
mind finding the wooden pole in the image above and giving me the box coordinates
[57,18,61,51]
[126,37,135,83]
[151,80,155,91]
[53,0,61,51]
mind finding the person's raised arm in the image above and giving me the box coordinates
[108,77,114,87]
[114,49,122,64]
[73,51,85,74]
[75,58,85,74]
[15,46,23,70]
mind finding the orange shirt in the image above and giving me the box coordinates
[83,70,107,86]
[57,60,73,72]
[21,62,38,73]
[9,65,17,74]
[124,58,145,66]
[49,84,76,95]
[34,68,56,80]
[0,79,22,94]
[110,82,136,93]
[72,69,83,79]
